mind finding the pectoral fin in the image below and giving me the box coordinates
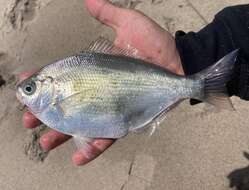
[54,90,92,117]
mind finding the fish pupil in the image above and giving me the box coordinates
[25,86,32,92]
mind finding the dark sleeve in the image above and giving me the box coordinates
[175,4,249,100]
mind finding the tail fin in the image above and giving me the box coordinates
[193,49,239,110]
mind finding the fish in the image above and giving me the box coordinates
[16,37,238,151]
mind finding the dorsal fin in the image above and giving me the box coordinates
[87,37,139,58]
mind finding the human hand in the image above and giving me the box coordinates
[21,0,183,166]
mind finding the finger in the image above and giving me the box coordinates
[85,0,126,29]
[23,111,41,129]
[72,138,114,166]
[40,130,71,151]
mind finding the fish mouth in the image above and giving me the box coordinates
[16,86,25,105]
[16,90,28,113]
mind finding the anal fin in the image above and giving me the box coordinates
[73,136,95,159]
[131,99,183,136]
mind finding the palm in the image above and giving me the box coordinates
[114,12,183,75]
[21,0,183,166]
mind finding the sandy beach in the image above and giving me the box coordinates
[0,0,249,189]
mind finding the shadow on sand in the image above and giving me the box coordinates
[228,152,249,190]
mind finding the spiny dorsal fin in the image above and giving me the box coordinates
[87,37,139,58]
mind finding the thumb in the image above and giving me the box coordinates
[84,0,125,30]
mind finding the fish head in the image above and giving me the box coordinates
[16,74,54,114]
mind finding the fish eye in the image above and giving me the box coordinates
[23,81,36,95]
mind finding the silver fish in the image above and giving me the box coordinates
[16,37,238,150]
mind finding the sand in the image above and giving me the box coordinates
[0,0,248,190]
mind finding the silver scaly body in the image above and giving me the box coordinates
[16,37,238,150]
[36,52,201,138]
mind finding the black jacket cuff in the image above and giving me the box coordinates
[175,5,249,100]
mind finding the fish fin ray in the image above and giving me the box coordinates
[204,93,235,110]
[87,36,139,58]
[55,91,91,117]
[131,99,182,134]
[73,136,94,151]
[193,49,239,110]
